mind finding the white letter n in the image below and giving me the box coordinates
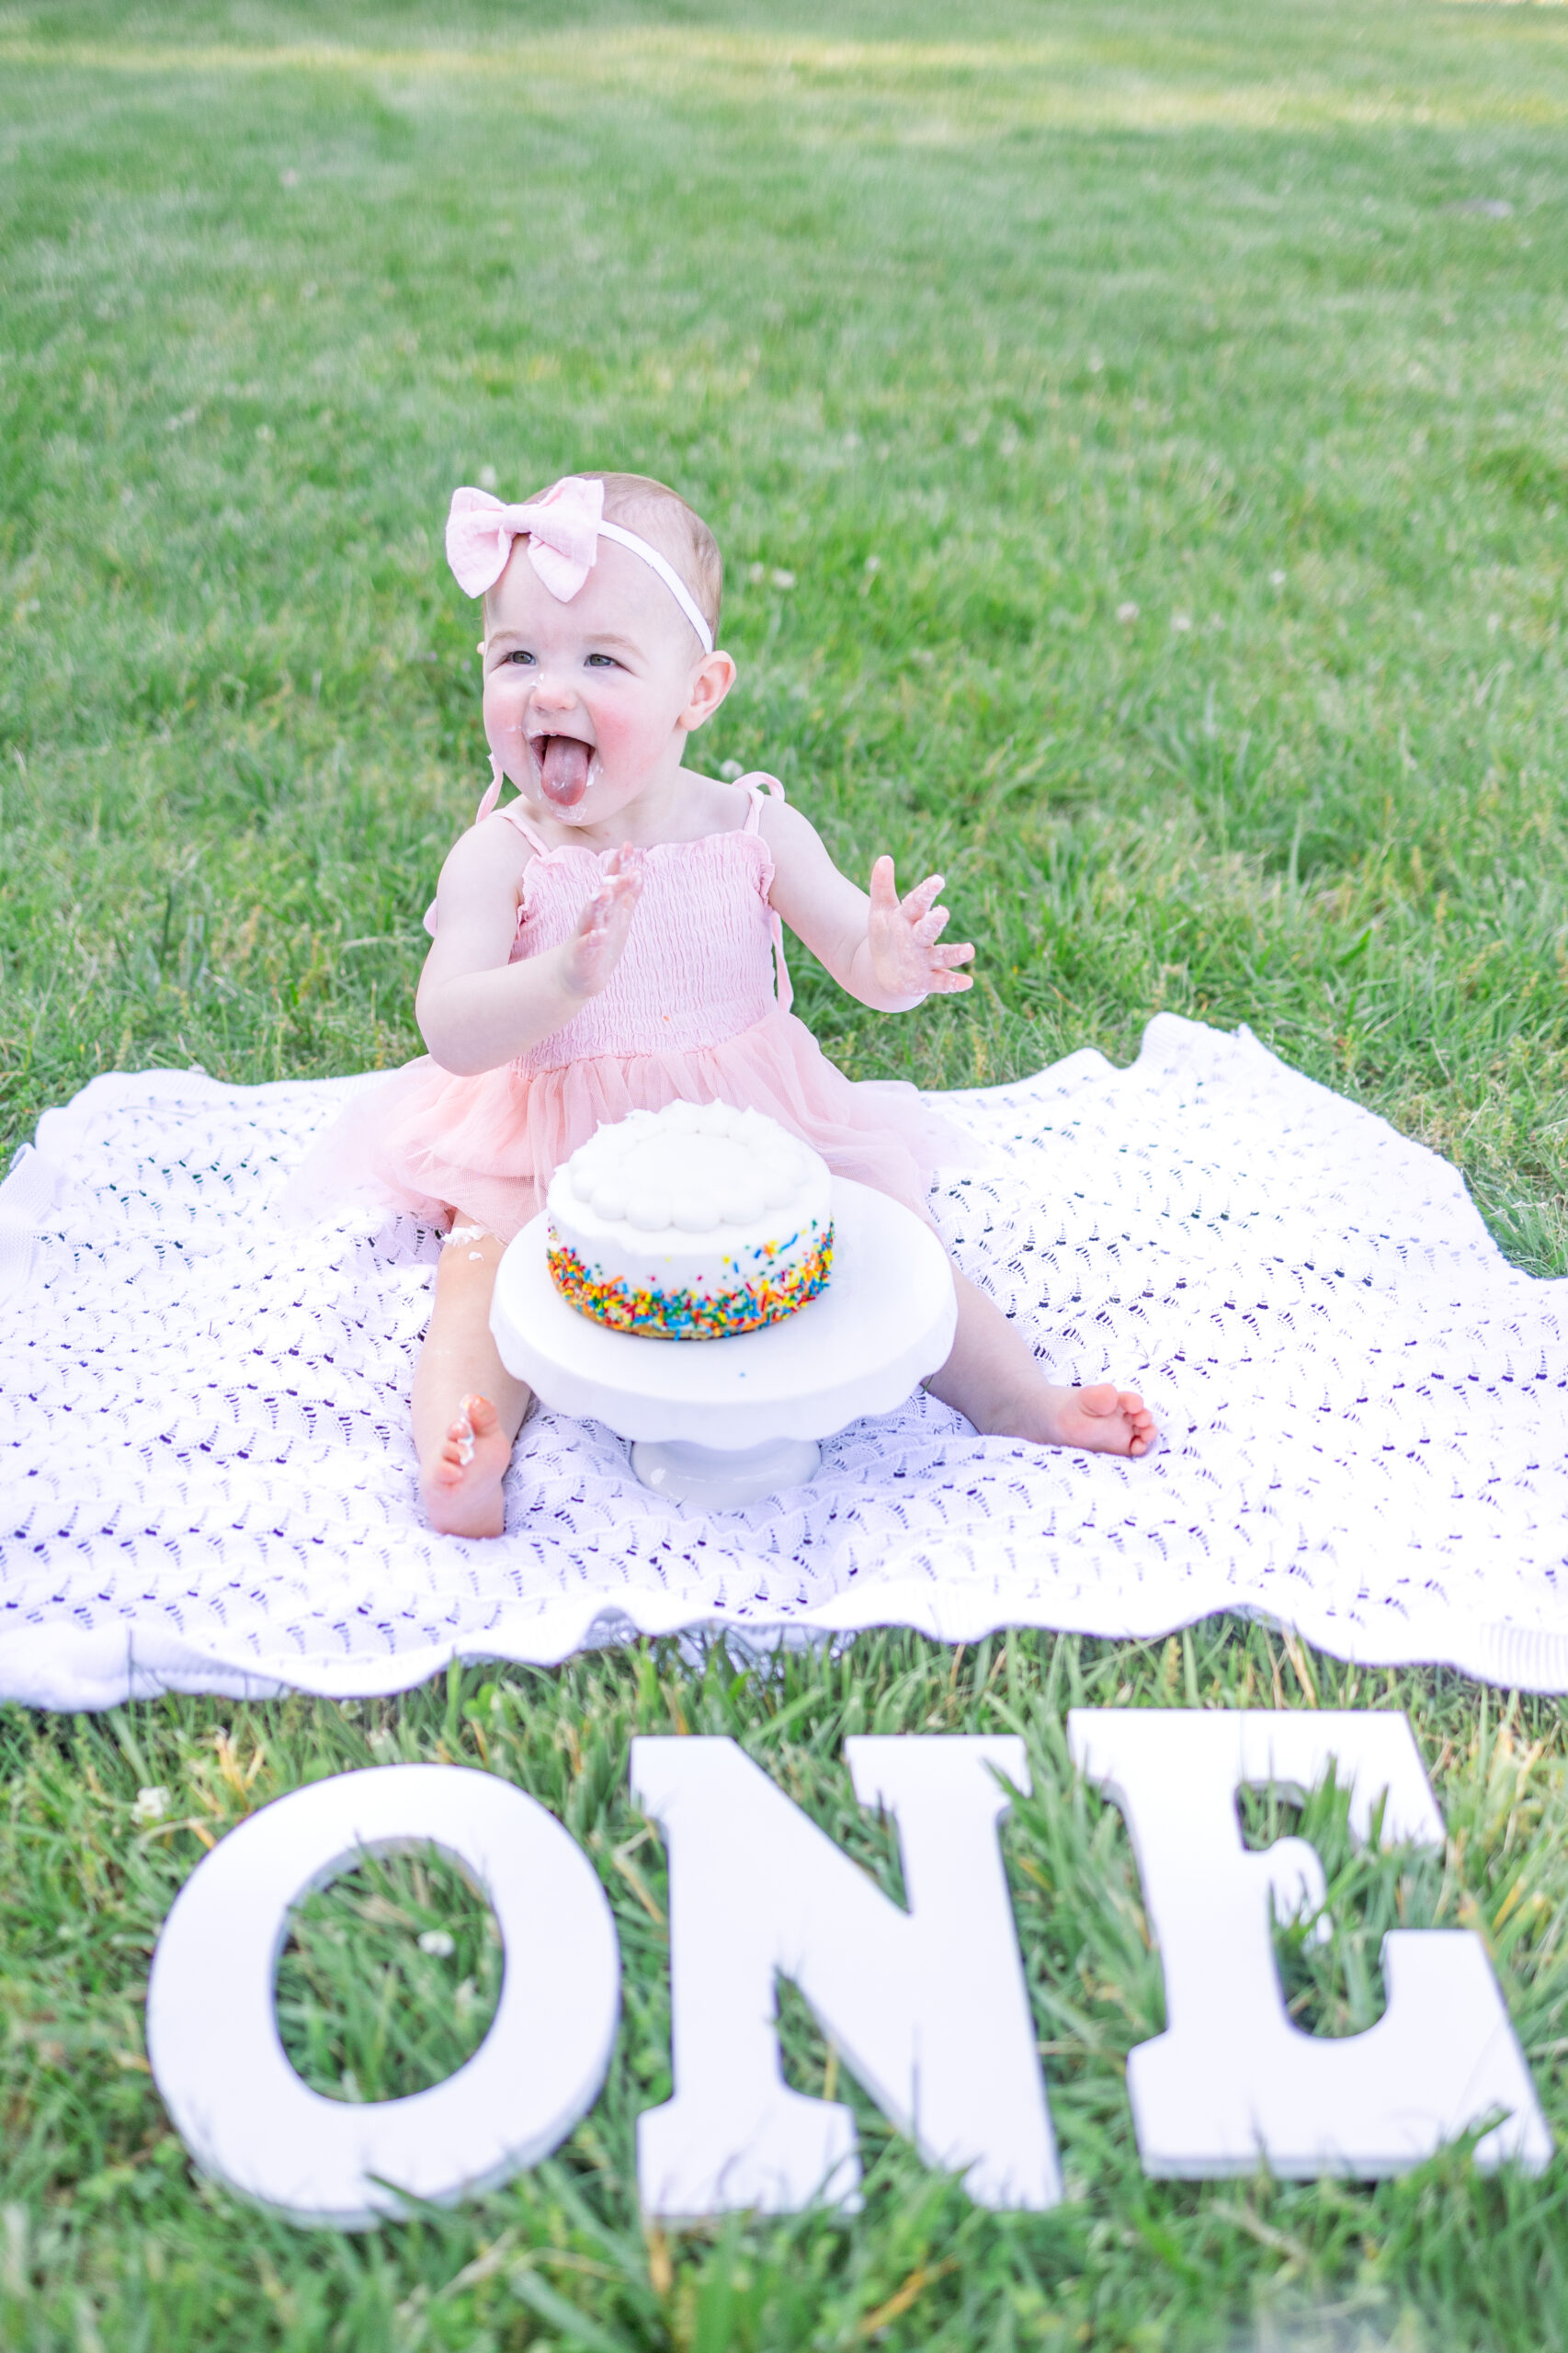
[631,1734,1061,2219]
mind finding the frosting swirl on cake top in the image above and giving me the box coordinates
[557,1101,813,1235]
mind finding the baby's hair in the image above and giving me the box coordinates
[532,469,722,640]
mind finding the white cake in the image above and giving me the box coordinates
[546,1102,834,1340]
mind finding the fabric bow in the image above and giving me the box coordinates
[445,475,606,601]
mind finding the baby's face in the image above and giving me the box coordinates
[481,538,724,826]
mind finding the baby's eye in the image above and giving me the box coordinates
[505,649,535,666]
[585,652,619,669]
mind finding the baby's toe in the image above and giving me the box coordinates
[1078,1381,1123,1418]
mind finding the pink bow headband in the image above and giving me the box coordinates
[445,475,714,654]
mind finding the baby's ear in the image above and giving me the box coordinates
[681,648,738,730]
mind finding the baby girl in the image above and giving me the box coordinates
[296,472,1154,1534]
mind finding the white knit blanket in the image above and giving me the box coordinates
[3,1015,1566,1707]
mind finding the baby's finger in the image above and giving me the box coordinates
[933,939,975,968]
[578,874,635,938]
[900,873,944,923]
[928,968,973,994]
[869,854,900,910]
[911,902,952,949]
[606,879,643,934]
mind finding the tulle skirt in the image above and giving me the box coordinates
[282,1007,975,1242]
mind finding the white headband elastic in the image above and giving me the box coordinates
[595,517,714,653]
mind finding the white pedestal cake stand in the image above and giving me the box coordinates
[490,1176,957,1507]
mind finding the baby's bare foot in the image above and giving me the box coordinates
[1037,1381,1156,1459]
[972,1380,1156,1458]
[421,1393,511,1537]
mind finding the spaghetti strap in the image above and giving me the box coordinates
[494,799,552,856]
[740,775,793,1013]
[743,774,787,835]
[422,779,549,933]
[470,756,551,854]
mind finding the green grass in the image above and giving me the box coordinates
[4,0,1568,2342]
[5,1638,1568,2350]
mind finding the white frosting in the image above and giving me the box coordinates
[561,1102,813,1235]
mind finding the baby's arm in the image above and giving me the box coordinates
[760,799,974,1012]
[415,818,643,1075]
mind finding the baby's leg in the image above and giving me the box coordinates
[926,1269,1156,1458]
[413,1218,532,1537]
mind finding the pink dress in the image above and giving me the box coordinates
[288,776,970,1241]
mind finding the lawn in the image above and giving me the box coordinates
[2,0,1568,2342]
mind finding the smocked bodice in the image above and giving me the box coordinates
[294,772,961,1240]
[500,785,788,1073]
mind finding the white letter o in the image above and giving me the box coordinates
[146,1765,619,2226]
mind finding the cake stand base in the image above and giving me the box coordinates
[630,1435,822,1508]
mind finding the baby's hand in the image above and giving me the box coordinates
[867,856,975,1000]
[562,845,645,999]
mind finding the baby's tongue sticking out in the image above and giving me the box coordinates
[540,734,592,808]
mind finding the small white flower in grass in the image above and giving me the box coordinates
[719,759,744,780]
[478,464,498,491]
[746,561,767,585]
[1117,601,1140,624]
[280,168,301,189]
[1170,611,1193,633]
[368,1727,398,1756]
[1270,569,1287,587]
[769,568,796,590]
[417,1929,456,1959]
[864,553,881,574]
[132,1787,171,1825]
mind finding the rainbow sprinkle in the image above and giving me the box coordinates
[548,1224,833,1340]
